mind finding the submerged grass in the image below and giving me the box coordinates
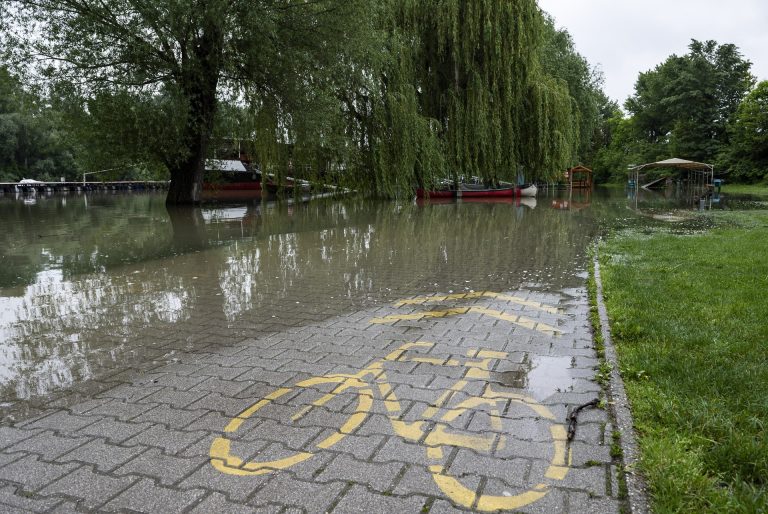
[599,210,768,513]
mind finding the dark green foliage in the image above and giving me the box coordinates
[625,40,754,165]
[0,67,79,181]
[2,0,611,197]
[4,0,375,203]
[724,81,768,182]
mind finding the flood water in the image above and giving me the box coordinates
[0,187,755,418]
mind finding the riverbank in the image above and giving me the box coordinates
[598,206,768,512]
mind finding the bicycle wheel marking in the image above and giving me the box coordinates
[211,372,376,477]
[426,393,571,511]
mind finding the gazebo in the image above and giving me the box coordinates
[566,165,593,189]
[630,158,714,190]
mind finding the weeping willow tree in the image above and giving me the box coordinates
[367,0,578,196]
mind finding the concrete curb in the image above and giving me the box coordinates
[593,250,650,514]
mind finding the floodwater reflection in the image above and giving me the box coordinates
[0,191,616,409]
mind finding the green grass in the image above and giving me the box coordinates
[599,211,768,513]
[721,183,768,196]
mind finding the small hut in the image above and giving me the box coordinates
[566,166,593,189]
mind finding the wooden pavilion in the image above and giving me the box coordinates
[566,165,593,189]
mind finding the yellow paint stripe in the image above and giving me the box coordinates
[394,291,560,314]
[431,473,477,509]
[475,489,549,512]
[390,419,425,441]
[469,307,561,335]
[425,424,495,453]
[370,308,470,324]
[209,437,315,477]
[427,446,443,459]
[370,307,561,335]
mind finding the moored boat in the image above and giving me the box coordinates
[458,186,515,198]
[518,184,537,197]
[203,159,261,191]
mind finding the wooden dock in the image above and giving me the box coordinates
[0,181,169,194]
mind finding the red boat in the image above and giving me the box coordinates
[416,185,518,199]
[457,187,516,198]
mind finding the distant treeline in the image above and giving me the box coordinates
[0,1,765,192]
[592,40,766,184]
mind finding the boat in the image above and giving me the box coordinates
[458,185,516,198]
[518,184,537,197]
[203,159,262,191]
[417,183,517,199]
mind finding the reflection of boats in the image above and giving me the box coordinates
[415,196,537,208]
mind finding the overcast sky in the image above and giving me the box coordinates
[537,0,768,105]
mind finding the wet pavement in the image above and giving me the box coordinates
[0,191,624,512]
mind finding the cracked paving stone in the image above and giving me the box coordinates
[249,473,345,512]
[40,464,137,509]
[114,447,205,486]
[332,485,429,514]
[0,454,79,491]
[0,484,62,512]
[24,411,101,432]
[448,449,530,487]
[315,453,403,492]
[57,438,146,472]
[7,431,90,460]
[131,404,206,430]
[0,427,40,449]
[105,478,206,513]
[124,424,206,455]
[78,417,152,444]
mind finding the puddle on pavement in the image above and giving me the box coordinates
[493,355,575,400]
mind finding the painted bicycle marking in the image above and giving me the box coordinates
[394,291,561,315]
[211,343,570,511]
[211,292,570,511]
[370,306,561,335]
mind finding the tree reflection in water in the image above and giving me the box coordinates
[0,192,607,413]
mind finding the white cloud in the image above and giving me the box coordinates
[538,0,768,103]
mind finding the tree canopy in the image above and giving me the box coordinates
[3,0,375,203]
[590,39,762,183]
[625,40,755,165]
[725,81,768,181]
[1,0,611,198]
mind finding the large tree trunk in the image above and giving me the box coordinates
[166,22,224,206]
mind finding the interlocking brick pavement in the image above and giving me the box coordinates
[0,282,622,512]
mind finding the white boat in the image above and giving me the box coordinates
[519,184,537,197]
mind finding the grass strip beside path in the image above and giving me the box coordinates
[599,211,768,512]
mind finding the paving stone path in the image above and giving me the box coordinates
[0,289,623,513]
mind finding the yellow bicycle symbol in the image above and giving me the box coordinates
[210,341,570,511]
